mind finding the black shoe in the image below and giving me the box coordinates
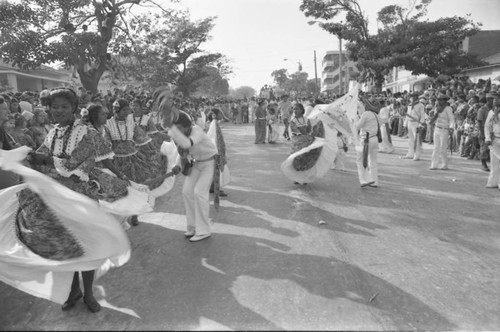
[130,215,139,226]
[83,295,101,313]
[482,166,490,172]
[62,289,83,311]
[294,182,299,184]
[219,191,228,197]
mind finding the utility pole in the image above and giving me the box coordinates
[314,50,318,96]
[338,36,343,96]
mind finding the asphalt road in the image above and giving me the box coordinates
[1,122,500,330]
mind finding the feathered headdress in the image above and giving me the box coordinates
[152,86,179,128]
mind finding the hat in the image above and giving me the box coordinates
[362,96,382,112]
[437,93,449,100]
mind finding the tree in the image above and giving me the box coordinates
[300,0,484,89]
[0,0,180,93]
[113,11,232,96]
[194,66,229,97]
[285,71,309,97]
[271,68,289,87]
[230,86,256,99]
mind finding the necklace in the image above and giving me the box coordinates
[134,115,144,127]
[50,124,74,158]
[115,118,128,142]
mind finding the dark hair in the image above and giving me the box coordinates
[0,97,4,104]
[113,98,129,113]
[49,87,79,113]
[87,103,104,125]
[131,98,142,106]
[294,103,305,115]
[14,113,26,127]
[174,111,192,128]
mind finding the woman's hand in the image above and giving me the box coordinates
[171,165,181,175]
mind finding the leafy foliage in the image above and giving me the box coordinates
[112,10,232,96]
[300,0,484,89]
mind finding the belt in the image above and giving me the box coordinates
[436,126,451,130]
[194,155,216,163]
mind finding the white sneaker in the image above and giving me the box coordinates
[189,234,211,242]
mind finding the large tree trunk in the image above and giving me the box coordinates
[77,63,107,94]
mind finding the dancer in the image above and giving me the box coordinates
[267,103,280,143]
[429,93,455,170]
[153,87,218,242]
[1,88,131,313]
[170,112,218,242]
[207,108,229,198]
[401,92,425,161]
[281,103,337,185]
[485,94,500,189]
[356,96,381,188]
[254,98,267,144]
[378,100,395,154]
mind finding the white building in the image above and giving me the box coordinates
[320,51,357,95]
[0,60,71,92]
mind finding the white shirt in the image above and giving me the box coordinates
[434,106,455,129]
[485,110,500,142]
[169,125,218,164]
[356,110,380,138]
[406,102,425,124]
[379,106,391,124]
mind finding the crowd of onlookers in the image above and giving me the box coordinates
[2,76,498,163]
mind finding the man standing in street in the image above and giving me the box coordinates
[429,93,455,170]
[278,94,292,141]
[378,99,395,154]
[401,92,425,160]
[477,93,494,172]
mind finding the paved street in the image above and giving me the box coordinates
[1,122,500,331]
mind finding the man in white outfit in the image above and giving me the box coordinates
[356,96,381,188]
[378,99,395,154]
[169,111,219,242]
[401,92,426,160]
[429,93,454,170]
[485,94,500,189]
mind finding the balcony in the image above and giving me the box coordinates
[322,60,336,68]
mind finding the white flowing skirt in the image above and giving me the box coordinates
[0,147,131,304]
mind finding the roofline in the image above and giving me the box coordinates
[461,63,500,72]
[0,70,70,82]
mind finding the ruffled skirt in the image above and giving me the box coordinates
[0,147,131,304]
[281,120,338,183]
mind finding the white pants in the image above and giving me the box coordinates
[333,149,346,170]
[431,127,450,169]
[356,137,379,185]
[379,124,394,153]
[182,160,214,236]
[405,122,422,160]
[486,139,500,188]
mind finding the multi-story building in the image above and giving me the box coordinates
[320,51,357,95]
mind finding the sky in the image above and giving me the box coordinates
[163,0,500,91]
